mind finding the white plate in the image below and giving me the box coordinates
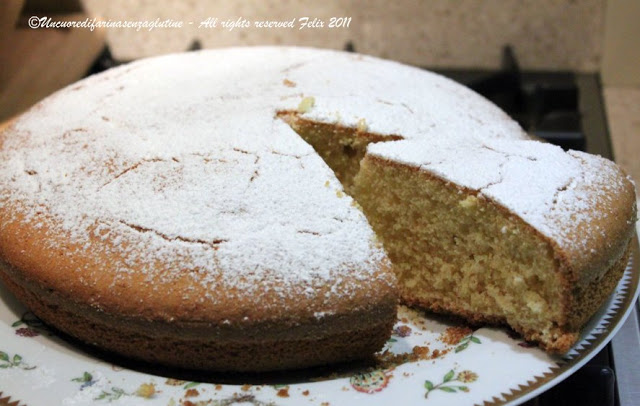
[1,252,638,406]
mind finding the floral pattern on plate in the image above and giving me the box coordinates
[0,255,637,406]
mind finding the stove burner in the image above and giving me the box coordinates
[434,46,586,151]
[343,43,588,151]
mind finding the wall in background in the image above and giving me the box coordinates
[81,0,605,71]
[602,0,640,85]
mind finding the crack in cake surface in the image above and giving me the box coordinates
[119,220,227,249]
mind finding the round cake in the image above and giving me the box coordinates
[0,47,635,371]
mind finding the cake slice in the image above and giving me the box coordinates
[353,137,636,352]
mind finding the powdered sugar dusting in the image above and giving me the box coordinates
[367,136,635,257]
[1,48,415,305]
[272,51,528,142]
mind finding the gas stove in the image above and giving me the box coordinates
[88,43,638,406]
[432,46,606,155]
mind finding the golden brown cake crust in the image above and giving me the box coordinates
[0,206,397,371]
[0,256,396,371]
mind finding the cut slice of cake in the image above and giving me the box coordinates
[353,137,636,352]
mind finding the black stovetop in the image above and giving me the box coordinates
[432,46,611,156]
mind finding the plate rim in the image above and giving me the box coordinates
[499,239,640,406]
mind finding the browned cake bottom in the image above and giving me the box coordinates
[0,259,396,372]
